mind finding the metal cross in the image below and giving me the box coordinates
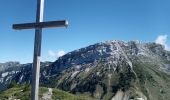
[12,0,68,100]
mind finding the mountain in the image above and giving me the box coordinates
[0,62,20,72]
[0,62,52,91]
[44,40,170,100]
[1,40,170,100]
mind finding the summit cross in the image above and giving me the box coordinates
[12,0,68,100]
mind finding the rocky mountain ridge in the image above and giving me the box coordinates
[0,40,170,100]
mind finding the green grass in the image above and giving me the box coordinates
[52,88,95,100]
[39,87,48,98]
[0,84,48,100]
[0,84,95,100]
[133,60,170,100]
[0,85,30,100]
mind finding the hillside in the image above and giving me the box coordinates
[0,83,94,100]
[0,40,170,100]
[43,40,170,100]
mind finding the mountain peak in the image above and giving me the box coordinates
[1,40,170,100]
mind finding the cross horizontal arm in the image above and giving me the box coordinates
[13,20,68,30]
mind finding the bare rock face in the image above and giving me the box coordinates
[111,90,147,100]
[111,90,129,100]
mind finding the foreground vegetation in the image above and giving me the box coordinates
[0,82,95,100]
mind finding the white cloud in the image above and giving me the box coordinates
[155,35,170,50]
[57,50,66,57]
[48,50,66,58]
[41,50,66,62]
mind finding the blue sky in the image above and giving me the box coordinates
[0,0,170,63]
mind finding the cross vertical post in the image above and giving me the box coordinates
[12,0,68,99]
[31,0,44,100]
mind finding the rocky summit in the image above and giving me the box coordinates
[0,40,170,100]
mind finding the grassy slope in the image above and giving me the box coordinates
[0,84,95,100]
[132,60,170,100]
[52,88,95,100]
